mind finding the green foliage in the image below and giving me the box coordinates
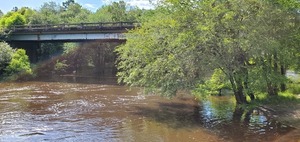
[287,77,300,94]
[0,42,14,72]
[63,43,79,54]
[60,3,91,23]
[32,2,63,24]
[254,92,299,105]
[0,12,26,28]
[38,43,63,61]
[271,0,300,10]
[54,60,69,74]
[88,6,112,22]
[88,1,144,22]
[116,7,204,97]
[193,69,231,96]
[116,0,299,104]
[5,49,32,76]
[288,83,300,94]
[0,1,146,27]
[63,0,75,9]
[19,7,37,25]
[0,10,3,18]
[108,1,127,21]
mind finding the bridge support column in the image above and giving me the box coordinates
[8,41,40,63]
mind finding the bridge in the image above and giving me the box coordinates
[3,22,138,63]
[6,22,138,42]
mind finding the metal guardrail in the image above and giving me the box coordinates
[3,22,140,33]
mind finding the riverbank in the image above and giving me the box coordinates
[267,97,300,129]
[267,97,300,142]
[253,94,300,141]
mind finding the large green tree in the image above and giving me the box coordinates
[31,2,63,24]
[116,0,299,104]
[88,1,145,22]
[60,2,91,23]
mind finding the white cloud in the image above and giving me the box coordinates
[103,0,158,9]
[84,3,96,10]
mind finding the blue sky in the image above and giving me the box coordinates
[0,0,156,14]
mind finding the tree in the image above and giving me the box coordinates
[60,3,91,23]
[34,2,63,24]
[88,1,145,22]
[0,10,3,18]
[88,6,112,22]
[38,43,63,61]
[0,12,26,28]
[12,7,18,12]
[5,49,32,76]
[195,69,231,96]
[116,0,299,104]
[18,7,36,24]
[63,0,75,9]
[116,6,203,97]
[0,42,14,75]
[108,1,127,21]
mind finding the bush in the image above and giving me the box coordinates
[0,12,26,28]
[0,42,14,73]
[193,69,231,97]
[5,49,32,76]
[288,83,300,94]
[54,60,69,74]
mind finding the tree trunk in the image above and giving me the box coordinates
[234,77,248,104]
[267,83,278,96]
[235,79,248,104]
[280,65,286,92]
[232,106,244,123]
[266,53,279,96]
[230,74,248,104]
[244,71,255,101]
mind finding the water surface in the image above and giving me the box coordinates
[0,78,298,141]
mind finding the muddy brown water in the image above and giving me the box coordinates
[0,77,298,142]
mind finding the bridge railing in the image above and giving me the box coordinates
[4,22,140,33]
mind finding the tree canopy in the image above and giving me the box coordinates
[116,0,300,104]
[0,0,145,27]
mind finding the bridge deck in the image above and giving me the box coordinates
[3,22,139,41]
[4,22,139,34]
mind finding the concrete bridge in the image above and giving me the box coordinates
[3,22,138,62]
[6,22,138,42]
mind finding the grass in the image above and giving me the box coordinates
[287,83,300,94]
[251,92,300,109]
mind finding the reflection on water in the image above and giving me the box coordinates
[202,98,296,142]
[0,77,298,141]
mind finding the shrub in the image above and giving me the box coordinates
[54,59,69,74]
[5,49,32,76]
[288,83,300,94]
[193,69,231,97]
[0,42,14,73]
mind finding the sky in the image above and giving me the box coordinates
[0,0,157,14]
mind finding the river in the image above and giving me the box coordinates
[0,77,298,142]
